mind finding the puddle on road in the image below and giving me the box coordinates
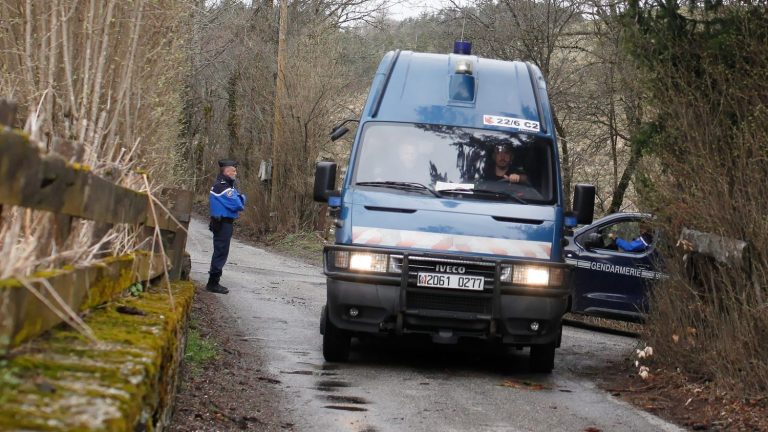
[281,369,338,377]
[256,376,282,384]
[324,405,368,412]
[315,379,352,392]
[296,362,341,371]
[322,395,369,405]
[317,380,351,388]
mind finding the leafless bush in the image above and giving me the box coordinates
[641,11,768,393]
[180,0,385,235]
[0,0,191,277]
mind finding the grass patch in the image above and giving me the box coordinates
[266,231,325,265]
[184,327,218,375]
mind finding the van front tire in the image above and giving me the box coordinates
[529,342,556,373]
[322,305,351,362]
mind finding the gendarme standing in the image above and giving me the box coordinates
[207,159,245,294]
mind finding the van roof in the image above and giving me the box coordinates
[364,50,551,136]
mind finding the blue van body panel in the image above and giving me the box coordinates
[370,53,539,127]
[335,188,560,261]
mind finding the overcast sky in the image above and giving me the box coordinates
[387,0,459,20]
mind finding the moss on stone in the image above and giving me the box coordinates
[69,162,92,172]
[1,252,168,353]
[0,281,195,431]
[80,256,136,311]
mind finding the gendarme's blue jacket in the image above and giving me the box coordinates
[616,236,649,252]
[209,174,245,219]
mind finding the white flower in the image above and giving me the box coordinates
[639,366,650,380]
[644,346,654,357]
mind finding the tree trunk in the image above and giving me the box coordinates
[227,71,240,157]
[553,112,571,210]
[608,141,642,213]
[270,0,288,230]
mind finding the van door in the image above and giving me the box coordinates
[566,215,659,322]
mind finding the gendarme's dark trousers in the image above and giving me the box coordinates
[209,220,234,284]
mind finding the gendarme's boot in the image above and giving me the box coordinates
[206,283,229,294]
[206,274,229,294]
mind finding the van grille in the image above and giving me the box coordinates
[407,292,492,314]
[390,256,496,283]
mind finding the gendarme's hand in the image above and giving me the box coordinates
[503,173,523,183]
[608,232,617,240]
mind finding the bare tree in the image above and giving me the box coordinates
[0,0,192,276]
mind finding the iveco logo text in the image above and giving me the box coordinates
[436,265,466,273]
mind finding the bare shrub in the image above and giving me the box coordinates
[0,1,191,277]
[632,3,768,393]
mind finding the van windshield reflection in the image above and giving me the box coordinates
[352,122,556,204]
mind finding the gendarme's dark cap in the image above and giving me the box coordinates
[218,159,238,168]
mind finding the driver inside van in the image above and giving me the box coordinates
[486,144,528,184]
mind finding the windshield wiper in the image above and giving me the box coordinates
[355,181,441,198]
[440,188,528,204]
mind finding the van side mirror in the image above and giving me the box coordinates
[314,161,338,202]
[330,127,349,141]
[329,118,359,141]
[573,184,596,225]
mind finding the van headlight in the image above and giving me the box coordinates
[330,250,390,273]
[350,253,389,272]
[502,265,565,287]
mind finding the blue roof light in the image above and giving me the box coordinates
[453,40,472,55]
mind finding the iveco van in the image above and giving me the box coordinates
[313,42,594,372]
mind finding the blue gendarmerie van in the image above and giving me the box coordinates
[313,42,595,372]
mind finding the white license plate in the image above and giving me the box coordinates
[417,272,485,291]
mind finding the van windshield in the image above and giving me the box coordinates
[352,122,557,204]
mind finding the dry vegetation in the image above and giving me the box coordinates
[627,0,768,394]
[0,0,190,277]
[177,0,386,235]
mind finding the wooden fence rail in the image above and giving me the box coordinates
[0,100,193,353]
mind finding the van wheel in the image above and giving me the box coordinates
[319,306,326,335]
[529,342,556,373]
[323,306,351,362]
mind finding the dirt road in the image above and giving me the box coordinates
[186,218,682,432]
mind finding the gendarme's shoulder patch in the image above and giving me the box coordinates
[226,190,234,197]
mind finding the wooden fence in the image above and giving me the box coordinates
[0,100,193,353]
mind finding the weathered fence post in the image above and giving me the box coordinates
[158,187,193,281]
[0,109,195,351]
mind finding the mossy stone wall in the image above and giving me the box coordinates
[0,252,166,353]
[0,281,195,431]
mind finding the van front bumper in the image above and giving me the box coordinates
[326,278,568,346]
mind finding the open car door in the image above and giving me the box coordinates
[565,213,661,322]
